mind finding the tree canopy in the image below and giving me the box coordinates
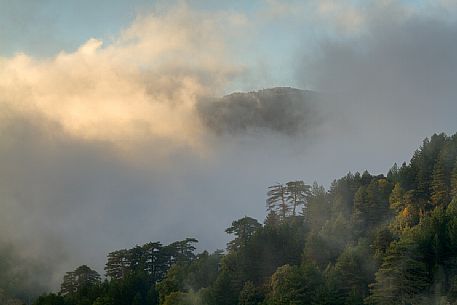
[31,132,457,305]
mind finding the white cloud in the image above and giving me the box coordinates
[0,4,244,156]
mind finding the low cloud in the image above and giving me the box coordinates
[1,0,457,297]
[308,6,457,127]
[296,1,457,179]
[0,3,250,292]
[0,3,324,294]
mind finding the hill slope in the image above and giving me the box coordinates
[197,87,319,136]
[31,132,457,305]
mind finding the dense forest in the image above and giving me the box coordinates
[26,132,457,305]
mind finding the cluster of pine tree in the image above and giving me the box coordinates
[32,133,457,305]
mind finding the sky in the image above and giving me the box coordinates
[1,0,457,292]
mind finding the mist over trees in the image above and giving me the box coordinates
[197,88,319,136]
[13,132,457,305]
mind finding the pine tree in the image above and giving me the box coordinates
[264,210,280,227]
[207,270,239,305]
[387,163,399,183]
[389,183,405,213]
[60,271,77,295]
[225,217,261,252]
[334,242,376,303]
[446,197,457,250]
[167,238,198,265]
[307,182,329,231]
[143,242,166,282]
[451,160,457,199]
[413,134,448,202]
[285,181,311,217]
[353,179,392,234]
[267,183,289,219]
[128,245,146,272]
[367,237,429,305]
[105,249,130,280]
[431,153,451,207]
[60,265,100,295]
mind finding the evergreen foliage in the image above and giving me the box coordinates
[32,132,457,305]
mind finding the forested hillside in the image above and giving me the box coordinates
[32,132,457,305]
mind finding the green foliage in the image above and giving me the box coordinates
[92,296,115,305]
[372,229,394,262]
[238,281,262,305]
[447,197,457,250]
[389,183,404,213]
[285,181,311,217]
[225,217,261,252]
[334,241,376,302]
[30,132,457,305]
[304,214,352,268]
[105,238,198,285]
[451,160,457,199]
[267,183,289,219]
[367,234,430,305]
[60,265,101,295]
[307,182,330,232]
[266,263,322,305]
[156,250,222,304]
[352,178,393,235]
[267,181,311,219]
[431,142,457,207]
[329,172,364,217]
[33,293,66,305]
[206,270,239,305]
[162,291,203,305]
[185,250,223,291]
[157,265,188,304]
